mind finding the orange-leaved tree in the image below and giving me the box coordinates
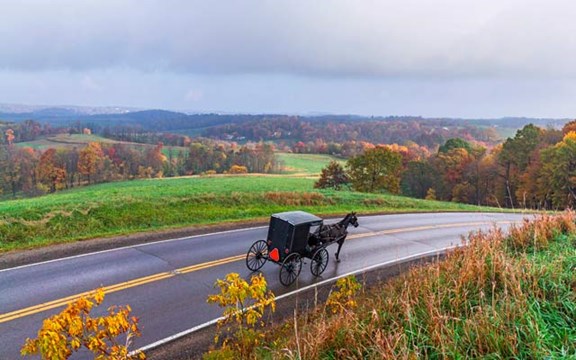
[37,148,67,193]
[21,288,145,360]
[78,142,104,184]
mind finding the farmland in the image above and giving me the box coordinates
[16,133,132,150]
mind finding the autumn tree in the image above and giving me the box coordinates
[145,142,166,177]
[21,288,144,360]
[0,145,22,197]
[63,147,80,188]
[314,160,349,190]
[187,143,212,174]
[475,150,501,207]
[401,160,438,198]
[5,128,15,145]
[433,148,473,201]
[251,142,276,173]
[163,147,186,177]
[37,149,67,193]
[562,120,576,135]
[488,126,554,208]
[347,146,403,193]
[438,138,473,154]
[498,124,542,207]
[539,132,576,208]
[78,142,104,184]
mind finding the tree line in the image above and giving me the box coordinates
[204,117,501,150]
[317,122,576,210]
[0,138,279,198]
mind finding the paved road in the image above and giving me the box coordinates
[0,212,531,359]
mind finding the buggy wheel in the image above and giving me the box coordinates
[279,253,302,286]
[246,240,268,271]
[310,247,329,277]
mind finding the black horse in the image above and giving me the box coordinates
[310,212,359,262]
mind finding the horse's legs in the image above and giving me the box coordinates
[335,237,345,262]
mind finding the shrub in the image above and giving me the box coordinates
[229,165,248,174]
[21,288,144,360]
[326,276,362,314]
[206,273,275,358]
[314,161,349,190]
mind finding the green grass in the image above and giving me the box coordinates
[278,153,345,174]
[0,175,497,252]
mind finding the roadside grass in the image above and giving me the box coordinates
[239,212,576,359]
[277,153,345,175]
[0,175,500,252]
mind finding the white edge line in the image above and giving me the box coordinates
[0,226,267,273]
[132,245,459,355]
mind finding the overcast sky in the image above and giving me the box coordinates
[1,0,575,118]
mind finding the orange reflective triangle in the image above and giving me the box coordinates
[269,248,280,262]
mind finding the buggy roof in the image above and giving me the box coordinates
[271,211,323,226]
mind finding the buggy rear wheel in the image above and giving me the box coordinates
[310,247,329,277]
[279,253,302,286]
[246,240,268,271]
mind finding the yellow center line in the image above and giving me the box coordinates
[0,255,244,324]
[347,221,509,240]
[0,220,512,324]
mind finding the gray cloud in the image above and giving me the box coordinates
[1,0,575,78]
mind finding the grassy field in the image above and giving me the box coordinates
[277,153,345,174]
[17,134,121,150]
[16,133,187,156]
[216,213,576,359]
[0,175,499,252]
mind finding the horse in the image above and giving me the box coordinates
[312,212,359,262]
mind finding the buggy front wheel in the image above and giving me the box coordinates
[310,247,329,277]
[279,253,302,286]
[246,240,268,271]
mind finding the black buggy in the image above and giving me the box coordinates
[245,211,358,286]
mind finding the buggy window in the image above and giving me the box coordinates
[309,225,320,235]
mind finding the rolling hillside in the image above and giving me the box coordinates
[0,174,503,252]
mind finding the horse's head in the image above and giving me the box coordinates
[349,212,359,228]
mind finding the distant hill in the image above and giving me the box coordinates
[0,104,570,148]
[0,103,139,116]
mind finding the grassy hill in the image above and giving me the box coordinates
[16,133,159,151]
[0,174,501,252]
